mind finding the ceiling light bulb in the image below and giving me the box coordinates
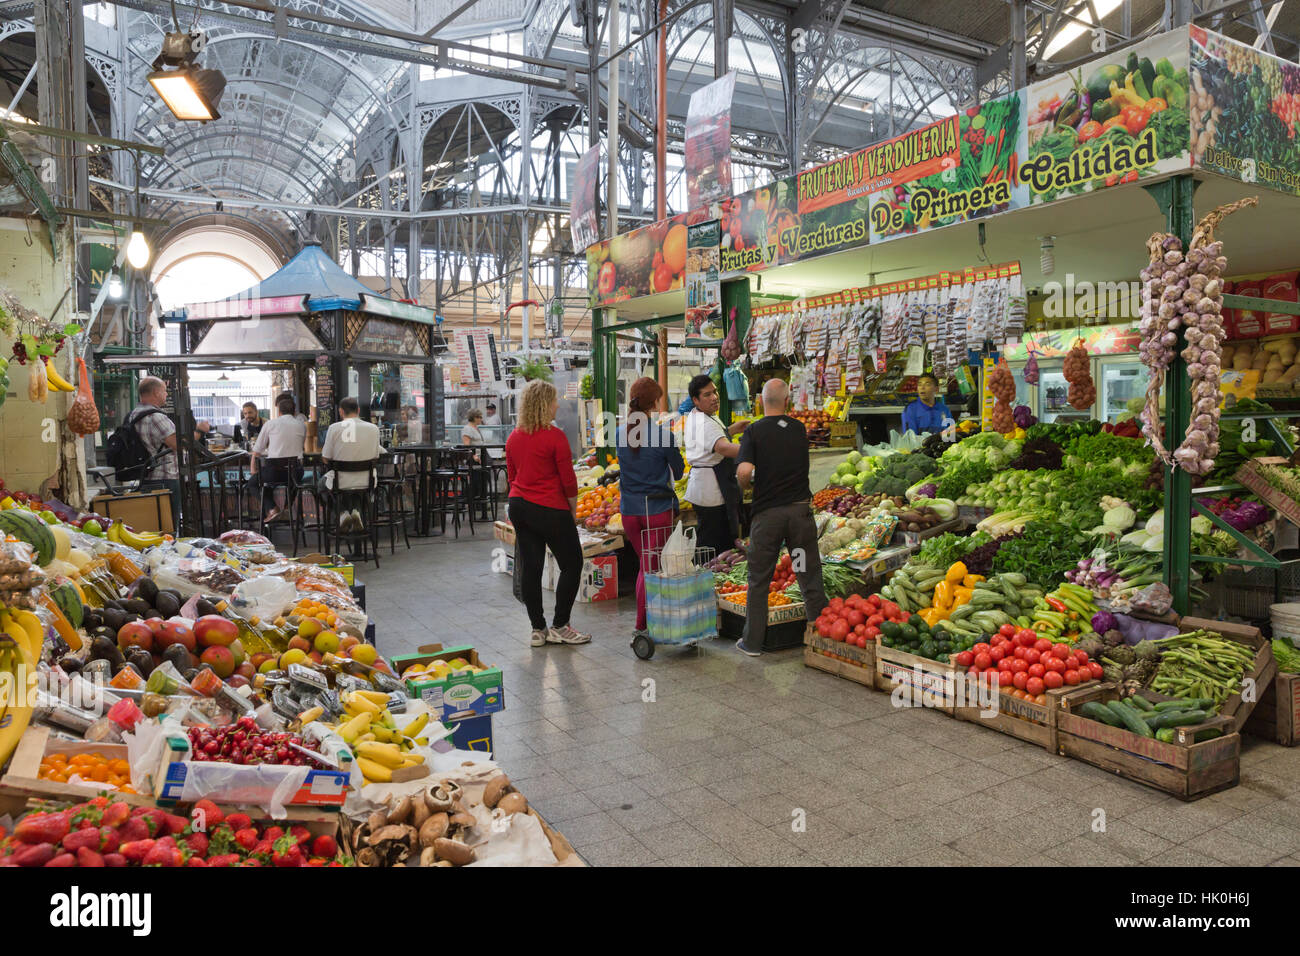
[126,230,151,270]
[107,269,124,299]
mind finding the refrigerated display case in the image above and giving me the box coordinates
[1035,361,1094,423]
[1098,357,1148,424]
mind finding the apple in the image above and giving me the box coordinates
[227,674,250,690]
[349,643,377,666]
[82,518,104,537]
[259,658,280,674]
[199,645,235,678]
[287,635,311,654]
[156,622,196,653]
[313,631,340,654]
[193,615,237,647]
[228,639,245,667]
[234,661,256,680]
[250,653,275,671]
[117,621,154,653]
[279,648,307,669]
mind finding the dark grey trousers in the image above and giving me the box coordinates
[742,500,828,650]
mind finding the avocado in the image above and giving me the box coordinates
[135,577,159,607]
[125,648,154,677]
[90,636,124,669]
[122,598,151,617]
[57,656,84,673]
[162,644,193,671]
[159,588,182,604]
[182,667,199,683]
[144,610,163,620]
[100,607,126,631]
[154,593,180,618]
[195,598,219,617]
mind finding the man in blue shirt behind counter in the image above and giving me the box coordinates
[900,372,953,436]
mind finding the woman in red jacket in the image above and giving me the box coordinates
[506,380,592,647]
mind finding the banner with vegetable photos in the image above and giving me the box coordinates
[684,219,724,346]
[1021,30,1191,205]
[1003,322,1141,361]
[868,93,1028,242]
[685,71,736,210]
[569,144,601,253]
[587,213,688,306]
[1189,27,1300,196]
[718,172,869,275]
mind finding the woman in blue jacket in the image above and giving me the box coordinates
[617,377,685,641]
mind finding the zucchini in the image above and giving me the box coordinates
[1000,580,1020,603]
[1127,695,1155,712]
[970,590,1006,606]
[1149,709,1210,729]
[1000,572,1028,588]
[948,603,975,621]
[1107,699,1154,737]
[1079,701,1123,726]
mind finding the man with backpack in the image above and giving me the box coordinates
[112,376,178,516]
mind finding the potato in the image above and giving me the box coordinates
[1233,354,1253,371]
[1252,352,1270,369]
[1221,345,1237,365]
[1282,364,1300,383]
[1264,368,1284,383]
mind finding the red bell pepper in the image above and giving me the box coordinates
[1046,596,1069,614]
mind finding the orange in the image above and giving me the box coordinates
[89,764,110,782]
[109,758,129,775]
[662,223,687,274]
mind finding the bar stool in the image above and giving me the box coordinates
[257,456,310,550]
[432,447,476,538]
[372,451,412,554]
[321,459,381,567]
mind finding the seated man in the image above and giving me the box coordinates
[321,395,384,533]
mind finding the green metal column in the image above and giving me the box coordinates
[1145,175,1199,615]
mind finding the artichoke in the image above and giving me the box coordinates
[1102,629,1124,647]
[1133,640,1163,662]
[1106,645,1136,666]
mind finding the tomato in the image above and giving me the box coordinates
[1087,661,1104,679]
[1034,639,1053,653]
[1035,694,1048,705]
[846,609,865,627]
[1102,115,1126,132]
[866,594,881,607]
[1121,106,1148,135]
[1013,672,1029,690]
[1029,663,1047,680]
[1043,670,1064,689]
[1044,656,1066,673]
[867,614,884,628]
[865,625,881,639]
[829,597,844,611]
[998,624,1016,638]
[1026,677,1045,697]
[855,635,867,649]
[879,600,899,618]
[998,669,1014,687]
[1063,669,1080,685]
[1072,652,1090,670]
[1024,648,1041,665]
[1011,659,1029,674]
[817,619,832,637]
[1077,119,1103,142]
[830,620,849,642]
[967,665,980,676]
[1051,643,1071,660]
[854,624,867,637]
[1012,646,1026,660]
[973,652,992,670]
[989,645,1007,662]
[1015,628,1036,644]
[956,651,974,667]
[972,642,991,656]
[998,657,1013,672]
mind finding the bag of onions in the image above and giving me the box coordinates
[1065,341,1095,410]
[987,364,1017,433]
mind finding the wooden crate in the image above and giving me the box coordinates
[953,684,1071,751]
[1244,671,1300,746]
[0,726,154,809]
[873,643,960,715]
[897,518,963,548]
[1175,617,1275,734]
[716,594,806,623]
[803,624,875,687]
[1055,683,1240,801]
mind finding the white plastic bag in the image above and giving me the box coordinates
[660,521,696,576]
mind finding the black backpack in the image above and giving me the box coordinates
[106,408,168,480]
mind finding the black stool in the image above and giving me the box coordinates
[432,447,476,538]
[373,451,412,554]
[321,458,381,566]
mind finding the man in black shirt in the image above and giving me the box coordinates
[735,378,828,656]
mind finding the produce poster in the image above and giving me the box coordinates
[587,213,687,306]
[1021,30,1191,205]
[1189,27,1300,197]
[868,93,1027,243]
[684,219,723,346]
[569,144,601,252]
[1002,322,1141,361]
[685,71,736,210]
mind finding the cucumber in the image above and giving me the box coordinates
[895,590,911,613]
[970,590,1005,605]
[1153,697,1216,712]
[1107,699,1154,737]
[1079,701,1123,726]
[1195,728,1223,742]
[1127,695,1155,712]
[1149,709,1210,729]
[1155,727,1176,743]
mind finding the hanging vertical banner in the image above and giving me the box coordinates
[684,219,724,346]
[685,71,736,210]
[569,144,601,252]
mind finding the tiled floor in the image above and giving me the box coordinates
[362,532,1300,866]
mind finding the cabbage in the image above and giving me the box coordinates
[1190,515,1211,535]
[906,481,938,501]
[846,451,862,465]
[856,459,874,474]
[1102,504,1136,531]
[927,498,958,520]
[1144,509,1164,536]
[1092,611,1118,634]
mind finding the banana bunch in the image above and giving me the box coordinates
[0,608,39,768]
[0,355,9,410]
[326,691,430,784]
[42,357,75,393]
[107,520,164,550]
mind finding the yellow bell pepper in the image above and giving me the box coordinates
[933,580,954,611]
[953,585,975,607]
[961,573,984,588]
[918,607,945,627]
[945,561,967,584]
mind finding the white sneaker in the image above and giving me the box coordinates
[547,625,592,645]
[351,509,365,531]
[529,629,548,647]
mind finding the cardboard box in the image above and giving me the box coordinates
[542,551,620,601]
[90,489,174,535]
[296,552,355,586]
[0,725,154,809]
[390,643,505,720]
[446,713,494,752]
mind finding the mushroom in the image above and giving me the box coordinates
[419,812,450,846]
[388,794,413,826]
[357,847,378,867]
[482,774,511,809]
[449,811,476,831]
[424,784,456,814]
[369,824,415,847]
[433,837,476,866]
[367,809,389,832]
[410,798,431,830]
[497,792,528,816]
[419,846,438,867]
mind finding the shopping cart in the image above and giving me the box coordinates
[631,511,717,660]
